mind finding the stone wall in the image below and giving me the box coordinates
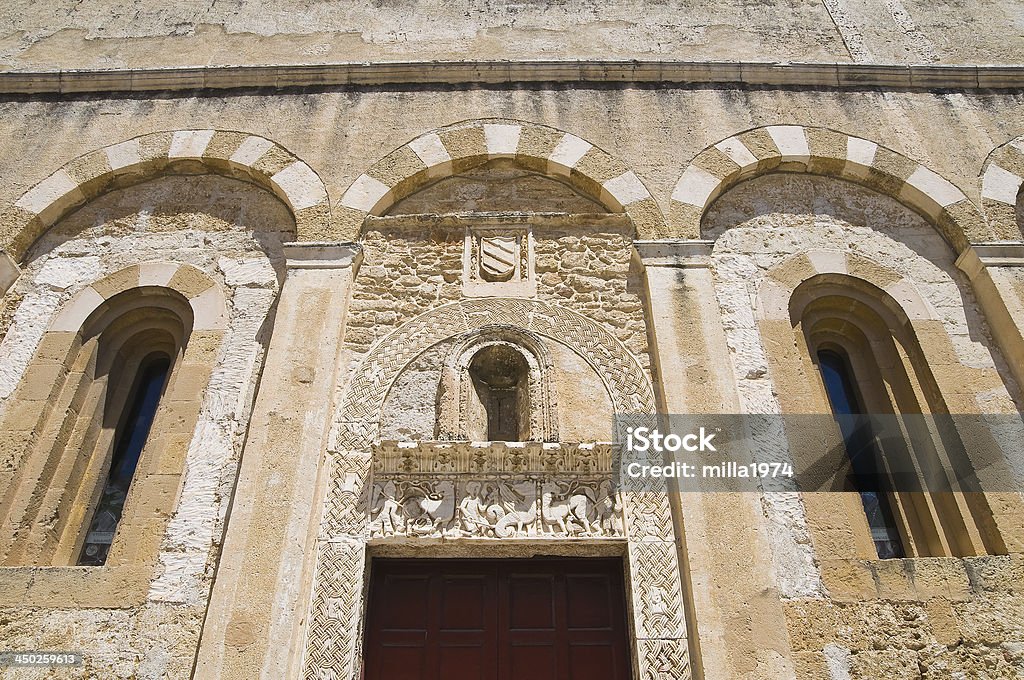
[704,173,1024,677]
[0,61,1022,679]
[2,89,1024,234]
[0,175,290,679]
[345,215,648,374]
[1,0,1022,69]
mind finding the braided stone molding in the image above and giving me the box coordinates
[302,540,366,680]
[1,130,330,260]
[337,118,665,239]
[671,125,987,251]
[330,297,657,454]
[303,298,690,679]
[981,135,1024,240]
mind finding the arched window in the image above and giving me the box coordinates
[77,353,171,566]
[467,344,530,441]
[816,347,905,559]
[0,283,201,568]
[437,327,559,442]
[796,276,1005,558]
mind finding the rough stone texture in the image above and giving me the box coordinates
[705,174,1024,676]
[345,220,648,378]
[786,557,1024,678]
[388,159,607,215]
[3,90,1024,242]
[3,0,1024,70]
[2,7,1024,678]
[0,175,289,679]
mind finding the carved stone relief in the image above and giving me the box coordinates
[366,442,624,540]
[304,299,688,680]
[463,225,536,297]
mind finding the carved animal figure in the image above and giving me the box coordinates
[369,480,403,537]
[402,480,456,535]
[542,482,597,535]
[493,481,537,537]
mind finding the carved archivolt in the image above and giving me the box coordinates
[437,325,558,441]
[330,297,656,453]
[305,300,688,680]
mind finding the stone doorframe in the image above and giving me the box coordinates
[300,298,692,680]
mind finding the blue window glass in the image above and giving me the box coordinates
[817,349,906,559]
[77,355,171,566]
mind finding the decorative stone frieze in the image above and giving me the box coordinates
[366,441,623,540]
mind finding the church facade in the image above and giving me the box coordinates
[1,2,1024,678]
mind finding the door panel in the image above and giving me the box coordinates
[364,558,632,680]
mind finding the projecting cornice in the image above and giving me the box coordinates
[1,60,1024,95]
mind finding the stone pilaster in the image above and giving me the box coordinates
[956,243,1024,396]
[194,242,362,680]
[635,240,797,680]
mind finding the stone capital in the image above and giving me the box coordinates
[0,250,20,295]
[283,241,363,271]
[955,242,1024,280]
[633,239,714,269]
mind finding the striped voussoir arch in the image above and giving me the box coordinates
[1,130,330,261]
[670,125,990,251]
[336,119,666,238]
[755,249,936,324]
[981,136,1024,240]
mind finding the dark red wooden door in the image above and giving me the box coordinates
[363,558,632,680]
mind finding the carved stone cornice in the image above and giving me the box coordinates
[283,241,363,271]
[3,61,1022,96]
[372,440,617,475]
[633,239,714,269]
[955,242,1024,280]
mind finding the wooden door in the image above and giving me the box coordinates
[363,558,632,680]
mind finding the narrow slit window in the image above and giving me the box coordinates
[78,355,171,566]
[817,348,906,560]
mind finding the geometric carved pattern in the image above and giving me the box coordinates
[637,639,692,680]
[304,298,689,680]
[303,540,366,680]
[320,451,372,541]
[623,490,676,542]
[628,541,687,640]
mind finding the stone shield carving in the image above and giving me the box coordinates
[479,235,518,281]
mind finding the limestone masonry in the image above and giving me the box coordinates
[0,2,1023,679]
